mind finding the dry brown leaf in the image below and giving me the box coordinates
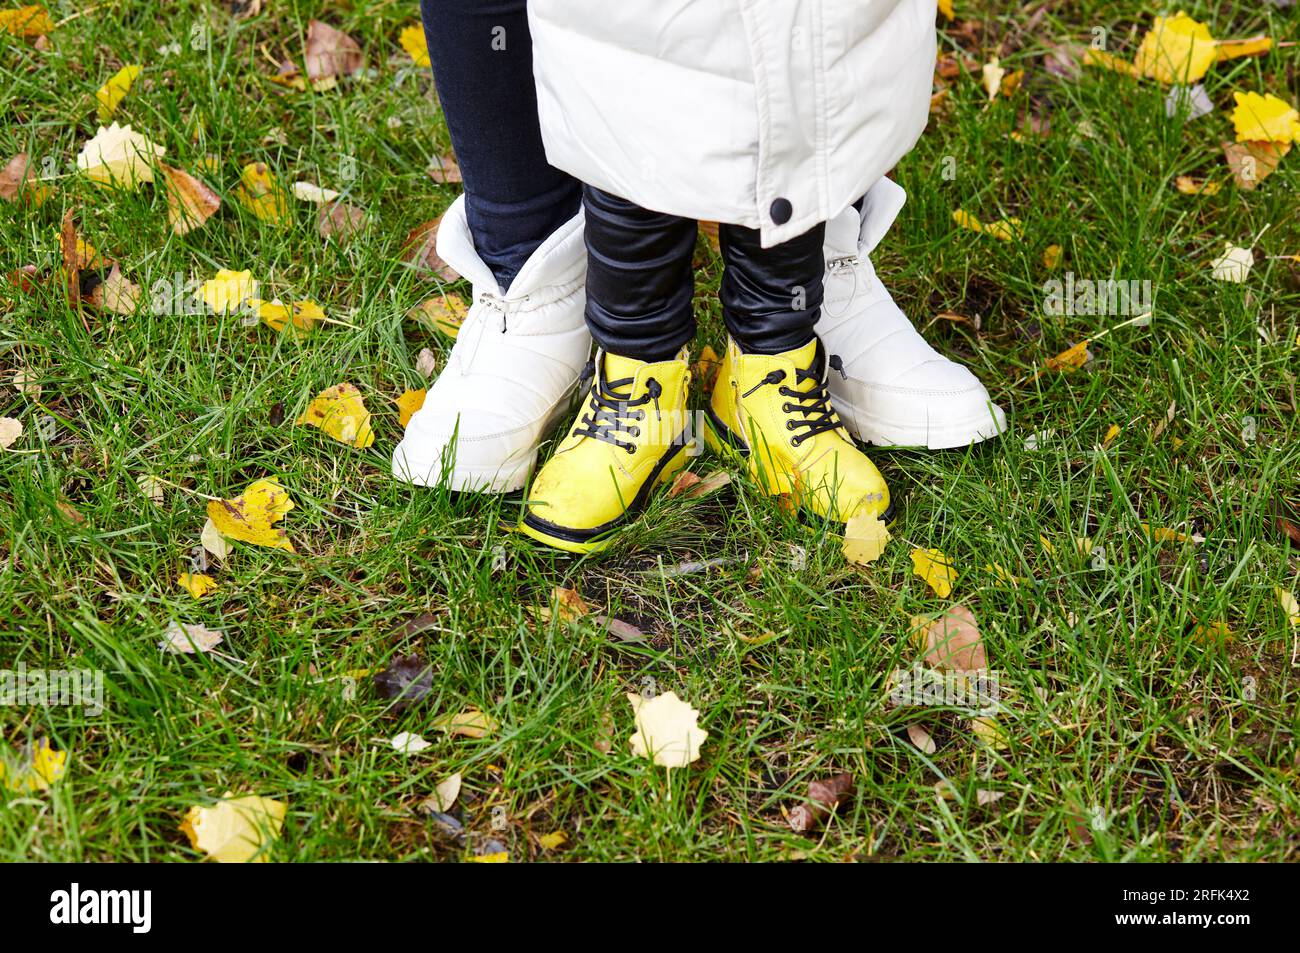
[304,20,363,82]
[426,154,462,184]
[913,604,986,672]
[402,216,460,282]
[677,470,731,499]
[318,200,367,243]
[788,772,854,833]
[1222,139,1290,191]
[85,264,142,315]
[0,152,50,205]
[906,723,937,754]
[159,163,221,235]
[549,586,590,622]
[666,471,702,498]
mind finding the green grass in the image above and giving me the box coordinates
[1,1,1298,861]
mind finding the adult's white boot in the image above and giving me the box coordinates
[816,178,1007,450]
[392,195,591,492]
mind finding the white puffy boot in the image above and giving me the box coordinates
[816,178,1007,450]
[392,195,590,492]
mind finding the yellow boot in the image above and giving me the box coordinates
[706,336,894,523]
[520,349,692,553]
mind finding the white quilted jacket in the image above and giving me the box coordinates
[528,0,937,247]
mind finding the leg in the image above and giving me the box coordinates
[419,0,580,289]
[707,221,893,524]
[519,186,696,553]
[718,221,825,355]
[581,185,697,361]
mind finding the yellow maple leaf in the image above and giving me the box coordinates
[1044,340,1091,373]
[1043,244,1062,269]
[234,162,290,225]
[96,64,141,121]
[0,5,52,37]
[911,548,956,598]
[200,269,257,314]
[538,830,568,850]
[1229,91,1300,144]
[410,295,470,339]
[396,388,426,428]
[177,571,218,598]
[296,383,375,449]
[1133,12,1217,84]
[206,478,296,552]
[982,217,1023,242]
[0,738,67,793]
[254,299,322,336]
[180,793,286,863]
[398,25,430,67]
[952,208,983,233]
[627,691,708,769]
[843,511,890,566]
[1102,423,1121,448]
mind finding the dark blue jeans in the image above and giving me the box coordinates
[419,0,580,290]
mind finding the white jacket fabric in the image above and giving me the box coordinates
[528,0,937,247]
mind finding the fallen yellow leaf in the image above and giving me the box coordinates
[1174,175,1222,196]
[206,478,296,552]
[410,295,470,339]
[76,122,165,189]
[96,64,141,121]
[200,269,257,314]
[296,383,375,448]
[843,511,890,566]
[1277,588,1300,626]
[1215,36,1273,63]
[398,25,430,67]
[0,6,52,37]
[396,388,426,428]
[1229,91,1300,144]
[1134,12,1217,84]
[234,162,290,225]
[180,793,286,863]
[627,691,708,769]
[1044,340,1091,373]
[254,299,323,336]
[911,547,956,598]
[177,571,218,599]
[434,708,498,739]
[0,738,67,793]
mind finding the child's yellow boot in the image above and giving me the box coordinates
[520,349,691,553]
[705,336,894,523]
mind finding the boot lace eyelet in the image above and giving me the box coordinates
[628,427,640,437]
[786,421,795,431]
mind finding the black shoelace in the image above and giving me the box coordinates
[571,360,661,454]
[741,356,845,448]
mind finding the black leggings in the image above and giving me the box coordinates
[583,186,826,362]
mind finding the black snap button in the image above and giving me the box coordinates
[769,197,792,225]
